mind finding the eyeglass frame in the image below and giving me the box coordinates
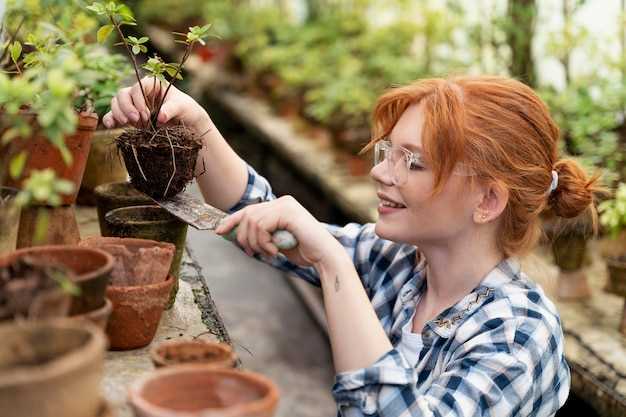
[373,139,424,186]
[373,138,474,185]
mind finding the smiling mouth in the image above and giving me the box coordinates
[379,199,406,209]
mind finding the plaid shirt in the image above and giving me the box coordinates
[230,165,570,417]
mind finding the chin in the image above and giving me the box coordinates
[374,221,409,243]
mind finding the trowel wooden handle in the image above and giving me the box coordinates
[223,227,298,251]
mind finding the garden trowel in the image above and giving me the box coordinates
[149,191,298,251]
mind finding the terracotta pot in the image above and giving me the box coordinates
[77,128,128,206]
[70,297,113,331]
[4,112,98,205]
[104,205,188,309]
[0,255,73,321]
[16,205,80,248]
[150,339,237,368]
[105,274,175,350]
[128,365,279,417]
[79,236,175,287]
[1,245,114,315]
[0,319,106,417]
[0,186,21,256]
[94,181,153,236]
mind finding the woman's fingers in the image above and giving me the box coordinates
[115,87,141,125]
[110,96,128,126]
[102,112,115,129]
[216,207,279,258]
[130,84,151,123]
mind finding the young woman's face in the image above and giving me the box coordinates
[371,103,480,246]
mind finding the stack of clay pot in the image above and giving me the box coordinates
[79,236,175,350]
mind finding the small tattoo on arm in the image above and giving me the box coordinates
[334,275,340,292]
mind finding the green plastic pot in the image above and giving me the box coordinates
[94,182,153,236]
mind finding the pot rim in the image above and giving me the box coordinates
[0,318,106,386]
[104,205,181,227]
[79,236,176,252]
[128,365,279,417]
[71,297,113,320]
[94,181,152,202]
[150,339,236,368]
[106,273,174,292]
[3,245,115,285]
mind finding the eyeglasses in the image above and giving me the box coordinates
[373,139,424,186]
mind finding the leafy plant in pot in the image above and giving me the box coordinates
[0,34,98,247]
[88,1,213,200]
[599,182,626,333]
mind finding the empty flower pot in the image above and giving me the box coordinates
[128,365,279,417]
[150,339,237,369]
[0,186,21,257]
[16,205,81,248]
[0,319,107,417]
[79,236,176,350]
[0,245,114,315]
[94,181,152,236]
[106,274,175,350]
[104,205,188,309]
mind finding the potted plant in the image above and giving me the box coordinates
[599,182,626,333]
[88,1,212,200]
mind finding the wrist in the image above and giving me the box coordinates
[314,243,352,284]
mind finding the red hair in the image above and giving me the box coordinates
[366,76,604,257]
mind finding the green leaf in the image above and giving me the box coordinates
[132,45,141,55]
[9,151,27,179]
[137,37,149,44]
[10,41,22,64]
[127,36,138,43]
[97,25,114,44]
[33,209,49,244]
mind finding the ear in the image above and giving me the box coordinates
[473,180,509,224]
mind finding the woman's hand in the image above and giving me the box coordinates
[102,76,212,134]
[215,196,343,268]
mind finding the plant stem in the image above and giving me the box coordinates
[151,42,193,127]
[0,17,24,68]
[109,15,154,129]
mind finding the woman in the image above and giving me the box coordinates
[104,75,602,416]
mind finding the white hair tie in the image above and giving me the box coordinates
[548,170,559,194]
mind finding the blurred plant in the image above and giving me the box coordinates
[599,182,626,239]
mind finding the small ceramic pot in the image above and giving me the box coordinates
[0,186,21,256]
[94,181,153,236]
[106,274,175,350]
[128,365,279,417]
[0,319,107,417]
[104,205,188,309]
[150,339,237,368]
[0,245,114,315]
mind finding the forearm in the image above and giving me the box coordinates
[191,115,249,211]
[316,250,393,373]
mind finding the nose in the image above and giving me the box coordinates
[370,161,394,186]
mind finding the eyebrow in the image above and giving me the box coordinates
[397,142,423,152]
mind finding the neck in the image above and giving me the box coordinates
[416,226,505,306]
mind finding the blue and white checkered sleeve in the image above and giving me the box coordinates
[228,165,383,289]
[332,317,568,416]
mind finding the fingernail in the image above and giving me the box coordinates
[129,112,139,122]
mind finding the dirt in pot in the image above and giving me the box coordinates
[0,257,74,320]
[116,124,202,199]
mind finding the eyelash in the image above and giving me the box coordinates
[408,159,424,170]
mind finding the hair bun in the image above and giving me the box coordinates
[549,159,602,219]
